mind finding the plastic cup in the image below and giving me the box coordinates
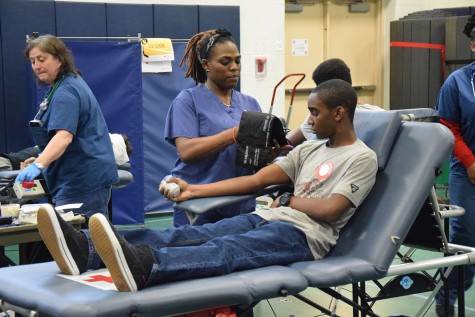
[1,203,21,218]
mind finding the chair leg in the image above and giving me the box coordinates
[458,264,465,317]
[108,193,113,223]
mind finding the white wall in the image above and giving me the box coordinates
[57,0,287,117]
[381,0,474,108]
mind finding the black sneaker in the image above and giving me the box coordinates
[37,204,88,275]
[436,304,454,317]
[89,213,153,292]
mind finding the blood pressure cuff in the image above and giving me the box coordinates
[236,111,288,170]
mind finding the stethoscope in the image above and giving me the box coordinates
[471,66,475,100]
[34,77,64,121]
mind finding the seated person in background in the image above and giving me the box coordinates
[36,79,377,292]
[109,133,133,166]
[287,58,383,146]
[0,146,40,172]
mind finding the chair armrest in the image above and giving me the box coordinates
[113,169,134,190]
[176,183,293,215]
[439,204,465,218]
[117,162,131,171]
[0,170,19,180]
[2,169,134,190]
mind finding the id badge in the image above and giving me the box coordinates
[29,120,48,148]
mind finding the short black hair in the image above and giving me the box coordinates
[312,58,352,86]
[312,79,357,121]
[463,13,475,40]
[121,134,133,156]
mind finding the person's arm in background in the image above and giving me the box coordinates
[287,127,306,147]
[436,70,475,184]
[287,114,313,147]
[439,118,475,183]
[20,157,36,170]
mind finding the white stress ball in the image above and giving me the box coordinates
[163,182,181,198]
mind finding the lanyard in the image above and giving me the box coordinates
[35,77,64,120]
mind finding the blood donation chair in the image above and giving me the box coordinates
[393,107,439,122]
[0,110,471,317]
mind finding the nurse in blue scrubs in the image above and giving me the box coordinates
[16,34,118,219]
[164,29,289,226]
[434,14,475,317]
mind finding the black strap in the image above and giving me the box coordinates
[235,111,288,170]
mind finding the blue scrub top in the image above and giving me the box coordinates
[165,84,261,217]
[164,84,261,212]
[36,74,118,200]
[436,62,475,174]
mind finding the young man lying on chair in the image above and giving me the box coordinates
[36,79,377,292]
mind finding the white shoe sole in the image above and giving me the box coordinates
[37,204,80,275]
[89,214,137,292]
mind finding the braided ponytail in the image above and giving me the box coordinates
[180,31,209,83]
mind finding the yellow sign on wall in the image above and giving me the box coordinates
[141,38,174,73]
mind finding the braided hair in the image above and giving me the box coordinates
[179,29,236,84]
[463,13,475,40]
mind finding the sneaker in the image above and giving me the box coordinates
[436,304,454,317]
[89,213,153,292]
[37,204,88,275]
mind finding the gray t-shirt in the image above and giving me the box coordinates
[253,139,377,259]
[0,157,12,172]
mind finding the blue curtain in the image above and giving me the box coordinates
[143,42,195,213]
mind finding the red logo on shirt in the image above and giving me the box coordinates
[315,161,333,181]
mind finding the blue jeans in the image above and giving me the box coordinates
[435,171,475,306]
[54,186,111,219]
[82,214,314,286]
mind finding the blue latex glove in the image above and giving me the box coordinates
[15,163,42,183]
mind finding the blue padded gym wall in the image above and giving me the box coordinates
[0,0,240,222]
[0,0,56,152]
[389,7,475,110]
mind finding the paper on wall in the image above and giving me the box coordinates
[141,38,174,73]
